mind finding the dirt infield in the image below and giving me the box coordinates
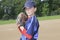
[0,19,60,40]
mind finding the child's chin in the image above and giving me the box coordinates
[28,14,32,16]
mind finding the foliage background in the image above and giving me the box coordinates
[0,0,60,20]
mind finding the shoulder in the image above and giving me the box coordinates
[30,15,37,22]
[31,15,37,20]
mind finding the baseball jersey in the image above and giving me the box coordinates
[21,15,39,40]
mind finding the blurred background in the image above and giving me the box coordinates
[0,0,60,20]
[0,0,60,40]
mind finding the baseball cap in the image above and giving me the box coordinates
[23,1,36,9]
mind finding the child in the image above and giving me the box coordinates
[17,1,39,40]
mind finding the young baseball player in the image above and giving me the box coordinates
[17,1,39,40]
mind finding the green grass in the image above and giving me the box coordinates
[0,20,16,25]
[37,15,60,21]
[0,15,60,25]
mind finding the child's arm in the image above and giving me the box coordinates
[18,25,32,39]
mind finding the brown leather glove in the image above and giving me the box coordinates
[16,12,28,26]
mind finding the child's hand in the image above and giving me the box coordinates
[17,23,24,31]
[20,26,24,31]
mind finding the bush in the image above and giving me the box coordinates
[0,7,4,19]
[2,14,10,20]
[51,8,60,16]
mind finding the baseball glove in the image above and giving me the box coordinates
[16,12,28,26]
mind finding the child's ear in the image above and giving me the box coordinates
[34,7,37,12]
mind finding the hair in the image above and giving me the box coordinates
[34,5,36,8]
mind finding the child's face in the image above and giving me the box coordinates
[25,7,36,16]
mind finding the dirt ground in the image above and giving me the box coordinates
[0,19,60,40]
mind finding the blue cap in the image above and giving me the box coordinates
[23,1,36,9]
